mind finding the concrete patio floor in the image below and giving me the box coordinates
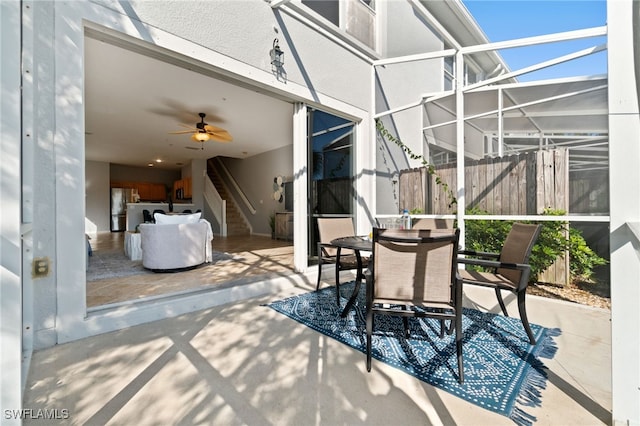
[23,273,611,425]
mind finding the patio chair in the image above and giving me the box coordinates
[412,218,455,230]
[316,218,369,306]
[365,228,463,383]
[457,223,542,344]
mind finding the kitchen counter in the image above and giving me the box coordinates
[126,203,196,231]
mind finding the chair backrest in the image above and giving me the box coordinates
[412,218,455,230]
[371,228,460,305]
[498,223,542,284]
[317,218,356,257]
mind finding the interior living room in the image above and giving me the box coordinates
[83,32,299,308]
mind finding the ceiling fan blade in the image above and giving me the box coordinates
[169,130,196,134]
[179,123,200,130]
[204,124,226,132]
[204,124,233,142]
[208,132,233,143]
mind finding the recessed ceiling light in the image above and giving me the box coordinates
[148,163,154,167]
[155,159,162,163]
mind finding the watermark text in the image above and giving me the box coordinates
[4,408,70,420]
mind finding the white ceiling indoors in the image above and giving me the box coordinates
[84,35,294,171]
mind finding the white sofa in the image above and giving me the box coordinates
[138,214,213,271]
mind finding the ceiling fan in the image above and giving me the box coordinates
[169,112,233,148]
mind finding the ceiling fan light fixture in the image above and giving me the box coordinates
[194,132,210,142]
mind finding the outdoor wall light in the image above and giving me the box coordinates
[270,38,284,68]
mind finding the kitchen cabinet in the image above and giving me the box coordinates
[275,212,293,241]
[136,182,151,200]
[173,177,192,200]
[151,184,166,201]
[111,181,166,201]
[136,183,165,201]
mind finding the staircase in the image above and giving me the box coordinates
[207,159,251,236]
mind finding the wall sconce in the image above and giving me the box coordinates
[270,38,284,68]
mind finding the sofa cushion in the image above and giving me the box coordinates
[154,212,201,224]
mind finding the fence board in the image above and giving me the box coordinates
[477,158,488,212]
[398,149,571,285]
[402,149,569,215]
[526,152,537,213]
[485,157,494,213]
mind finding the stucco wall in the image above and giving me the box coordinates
[25,0,373,347]
[372,0,447,215]
[30,0,58,350]
[85,160,110,233]
[114,0,373,111]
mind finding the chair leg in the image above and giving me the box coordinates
[455,311,464,384]
[335,264,341,306]
[366,309,374,372]
[517,290,536,345]
[495,288,509,316]
[316,259,323,291]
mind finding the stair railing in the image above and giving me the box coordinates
[204,175,227,237]
[214,157,257,215]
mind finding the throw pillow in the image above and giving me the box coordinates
[154,212,202,224]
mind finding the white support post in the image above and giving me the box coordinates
[498,87,504,158]
[455,51,466,245]
[292,103,308,272]
[608,1,640,424]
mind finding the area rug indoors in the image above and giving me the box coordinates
[267,282,560,425]
[86,249,240,282]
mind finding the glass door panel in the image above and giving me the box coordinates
[307,108,355,258]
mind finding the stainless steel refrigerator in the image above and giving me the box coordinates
[110,188,136,232]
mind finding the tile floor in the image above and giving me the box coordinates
[86,232,295,308]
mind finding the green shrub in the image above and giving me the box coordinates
[464,207,607,284]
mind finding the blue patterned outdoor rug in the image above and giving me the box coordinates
[267,281,560,425]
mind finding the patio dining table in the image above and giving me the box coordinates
[330,236,372,317]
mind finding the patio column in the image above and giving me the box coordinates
[608,0,640,424]
[455,50,465,245]
[292,102,308,272]
[1,1,24,421]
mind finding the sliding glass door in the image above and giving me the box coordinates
[307,108,356,258]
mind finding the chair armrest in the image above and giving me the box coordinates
[458,249,500,259]
[318,242,336,258]
[457,257,531,271]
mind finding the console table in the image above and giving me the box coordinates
[275,212,293,241]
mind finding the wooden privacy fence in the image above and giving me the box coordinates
[400,149,569,215]
[399,149,569,284]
